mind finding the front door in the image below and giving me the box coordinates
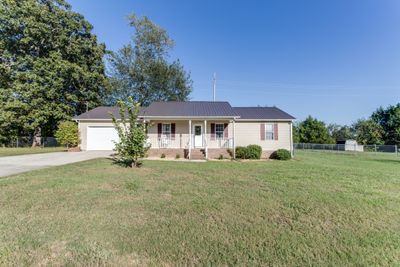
[193,125,203,147]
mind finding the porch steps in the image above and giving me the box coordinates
[190,149,206,160]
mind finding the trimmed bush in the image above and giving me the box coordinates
[55,121,79,148]
[161,153,166,158]
[175,154,180,159]
[271,149,291,160]
[235,146,247,159]
[246,145,262,159]
[235,145,262,159]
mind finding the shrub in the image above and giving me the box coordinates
[246,145,262,159]
[55,121,79,148]
[235,145,262,159]
[175,154,180,159]
[235,146,247,159]
[161,153,166,158]
[271,149,291,160]
[218,154,224,160]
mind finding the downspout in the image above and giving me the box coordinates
[290,121,294,158]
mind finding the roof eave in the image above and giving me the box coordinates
[235,118,295,121]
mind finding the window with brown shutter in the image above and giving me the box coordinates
[260,123,265,140]
[223,123,228,139]
[157,123,162,138]
[211,123,215,140]
[265,124,274,140]
[171,123,176,140]
[274,123,278,140]
[215,123,224,139]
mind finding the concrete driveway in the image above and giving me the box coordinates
[0,151,112,177]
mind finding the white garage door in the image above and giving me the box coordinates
[87,126,119,150]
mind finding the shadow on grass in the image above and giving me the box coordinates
[108,157,143,168]
[368,158,400,164]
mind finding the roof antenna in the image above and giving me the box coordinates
[213,72,216,101]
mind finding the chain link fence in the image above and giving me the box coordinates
[294,143,399,156]
[0,137,60,148]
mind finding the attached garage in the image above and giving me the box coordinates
[86,126,119,151]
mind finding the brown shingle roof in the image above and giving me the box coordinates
[233,107,295,120]
[73,106,147,120]
[143,101,238,117]
[74,102,295,120]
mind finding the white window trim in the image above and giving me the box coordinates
[215,123,224,140]
[161,123,171,139]
[265,123,274,140]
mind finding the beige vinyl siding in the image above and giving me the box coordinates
[147,120,190,149]
[234,121,291,151]
[78,120,292,152]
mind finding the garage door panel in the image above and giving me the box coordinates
[87,127,119,150]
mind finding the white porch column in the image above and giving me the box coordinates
[233,120,236,159]
[188,120,192,159]
[204,120,207,159]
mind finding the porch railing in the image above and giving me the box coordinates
[148,136,234,149]
[158,137,172,148]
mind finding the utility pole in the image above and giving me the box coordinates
[213,72,216,101]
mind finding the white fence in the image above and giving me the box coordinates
[294,143,398,156]
[1,137,60,148]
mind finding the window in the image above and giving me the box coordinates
[265,124,274,140]
[215,123,224,139]
[162,123,171,139]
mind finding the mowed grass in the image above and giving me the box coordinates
[0,147,66,157]
[0,152,400,266]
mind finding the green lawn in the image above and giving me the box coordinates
[0,152,399,266]
[0,147,66,157]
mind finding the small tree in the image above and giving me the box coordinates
[110,97,150,167]
[55,121,79,148]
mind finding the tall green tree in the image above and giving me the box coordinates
[353,119,384,145]
[106,14,192,106]
[0,0,107,145]
[297,116,334,144]
[371,104,400,145]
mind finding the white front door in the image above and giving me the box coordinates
[193,124,203,148]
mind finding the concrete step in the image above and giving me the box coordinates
[190,149,206,159]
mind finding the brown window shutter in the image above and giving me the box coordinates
[211,123,215,140]
[260,123,265,140]
[171,123,176,140]
[157,123,162,138]
[274,123,279,140]
[224,123,228,139]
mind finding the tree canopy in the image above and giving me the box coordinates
[371,104,400,145]
[295,116,334,144]
[106,14,192,106]
[0,0,107,144]
[353,119,384,145]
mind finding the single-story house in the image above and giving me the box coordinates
[74,101,295,159]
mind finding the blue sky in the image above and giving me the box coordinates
[69,0,400,125]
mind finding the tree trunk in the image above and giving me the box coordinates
[31,127,42,147]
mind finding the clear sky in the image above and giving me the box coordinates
[68,0,400,125]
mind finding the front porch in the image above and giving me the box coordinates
[146,120,236,159]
